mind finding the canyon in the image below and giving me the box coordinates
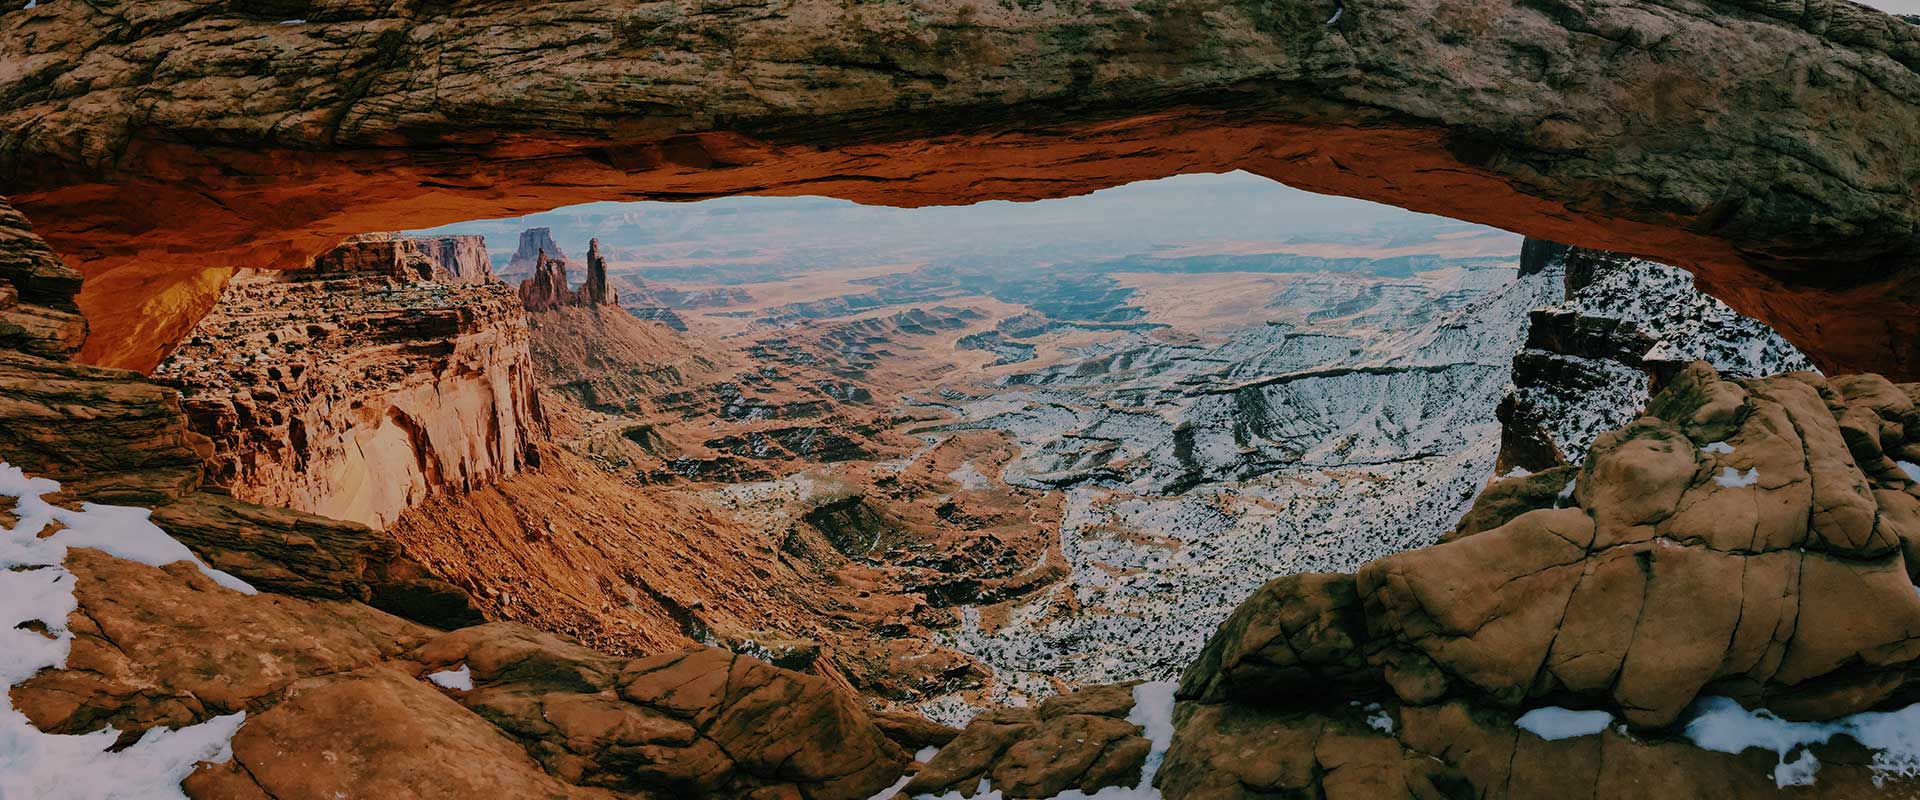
[1,1,1919,798]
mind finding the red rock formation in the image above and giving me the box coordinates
[517,250,572,311]
[2,0,1917,375]
[517,239,616,311]
[582,239,615,307]
[154,236,546,529]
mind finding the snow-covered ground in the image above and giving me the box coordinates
[914,265,1562,721]
[0,462,257,800]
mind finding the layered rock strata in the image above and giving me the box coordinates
[0,199,85,360]
[411,234,494,283]
[903,683,1155,798]
[154,236,545,529]
[507,227,572,276]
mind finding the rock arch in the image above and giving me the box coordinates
[2,0,1916,374]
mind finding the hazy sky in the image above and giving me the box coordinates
[1861,0,1918,12]
[411,171,1497,265]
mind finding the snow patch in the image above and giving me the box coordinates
[1900,461,1920,482]
[1515,707,1613,740]
[1701,441,1734,455]
[0,462,254,799]
[1715,467,1760,488]
[948,461,993,492]
[1681,695,1920,789]
[1354,701,1394,733]
[426,665,473,691]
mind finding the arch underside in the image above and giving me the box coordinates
[2,0,1915,375]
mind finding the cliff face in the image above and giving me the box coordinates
[412,235,493,283]
[0,199,86,360]
[1498,241,1815,473]
[517,238,616,312]
[154,236,546,529]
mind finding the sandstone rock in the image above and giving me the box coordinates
[1178,573,1373,706]
[10,548,434,739]
[508,228,572,277]
[1448,465,1577,540]
[520,250,574,312]
[903,683,1149,798]
[153,242,546,529]
[583,239,615,307]
[183,666,618,800]
[519,240,616,312]
[1157,695,1919,800]
[1497,242,1815,474]
[415,234,494,283]
[1,2,1916,374]
[310,232,451,281]
[868,708,962,751]
[0,199,87,358]
[414,623,909,799]
[0,197,81,303]
[149,489,483,628]
[1156,700,1466,800]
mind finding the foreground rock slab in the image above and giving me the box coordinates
[903,683,1152,798]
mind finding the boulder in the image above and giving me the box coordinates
[414,623,909,800]
[902,683,1150,798]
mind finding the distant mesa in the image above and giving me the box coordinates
[517,238,617,312]
[506,227,570,275]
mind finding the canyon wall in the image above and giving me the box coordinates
[0,193,914,800]
[154,235,545,529]
[412,234,493,283]
[1,0,1915,376]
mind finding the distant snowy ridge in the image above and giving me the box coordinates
[918,265,1560,722]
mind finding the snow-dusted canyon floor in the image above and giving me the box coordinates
[905,264,1563,721]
